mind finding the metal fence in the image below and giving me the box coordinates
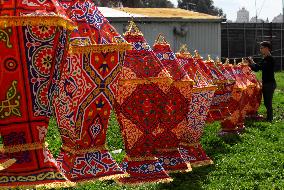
[221,23,284,71]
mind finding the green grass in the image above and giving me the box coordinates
[47,72,284,190]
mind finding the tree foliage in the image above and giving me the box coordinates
[177,0,225,17]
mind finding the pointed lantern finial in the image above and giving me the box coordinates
[207,55,213,62]
[194,50,201,59]
[225,58,230,65]
[155,33,168,44]
[215,56,221,64]
[124,20,143,36]
[178,44,192,58]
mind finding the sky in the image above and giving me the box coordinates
[170,0,283,22]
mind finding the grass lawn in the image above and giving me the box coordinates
[47,72,284,190]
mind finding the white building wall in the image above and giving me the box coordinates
[111,21,221,58]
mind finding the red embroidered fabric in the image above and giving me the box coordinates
[176,48,216,167]
[194,56,234,122]
[0,0,74,188]
[220,64,249,134]
[114,22,173,184]
[53,0,127,183]
[152,35,194,172]
[239,63,262,118]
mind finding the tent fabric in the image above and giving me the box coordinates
[0,0,75,188]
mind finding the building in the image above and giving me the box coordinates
[236,8,249,23]
[98,7,224,58]
[250,16,264,23]
[272,13,283,23]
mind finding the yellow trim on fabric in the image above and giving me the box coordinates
[179,142,201,148]
[0,16,76,30]
[192,85,217,93]
[115,177,173,186]
[69,43,132,54]
[126,156,158,162]
[191,160,214,168]
[0,143,46,153]
[61,145,107,154]
[0,159,16,171]
[166,162,192,174]
[119,77,174,86]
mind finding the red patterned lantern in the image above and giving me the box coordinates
[239,61,262,120]
[205,57,235,122]
[152,34,194,172]
[114,21,173,184]
[0,0,75,188]
[176,45,217,167]
[53,0,130,183]
[193,53,223,122]
[220,62,249,135]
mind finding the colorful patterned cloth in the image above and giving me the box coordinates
[206,60,235,122]
[0,155,16,171]
[176,46,217,167]
[220,63,249,134]
[152,35,194,172]
[194,54,234,122]
[239,63,262,118]
[54,0,129,183]
[0,0,75,188]
[114,22,173,184]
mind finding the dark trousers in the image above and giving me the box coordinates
[262,82,276,121]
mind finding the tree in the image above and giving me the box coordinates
[177,0,225,17]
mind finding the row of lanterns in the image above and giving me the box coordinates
[0,0,261,188]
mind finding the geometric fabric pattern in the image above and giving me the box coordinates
[54,0,129,183]
[0,0,75,188]
[220,63,250,135]
[152,35,194,172]
[239,62,262,118]
[176,47,216,167]
[195,55,235,122]
[114,22,173,184]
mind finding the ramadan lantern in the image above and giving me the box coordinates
[54,0,130,183]
[239,60,262,120]
[152,34,194,172]
[0,0,76,188]
[113,21,174,184]
[220,60,249,135]
[176,45,217,167]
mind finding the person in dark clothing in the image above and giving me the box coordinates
[248,41,277,122]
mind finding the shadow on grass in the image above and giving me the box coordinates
[157,165,216,190]
[154,125,243,190]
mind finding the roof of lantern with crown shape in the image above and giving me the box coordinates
[153,34,194,83]
[58,0,132,54]
[0,0,76,30]
[122,20,172,79]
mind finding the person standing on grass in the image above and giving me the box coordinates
[247,41,277,122]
